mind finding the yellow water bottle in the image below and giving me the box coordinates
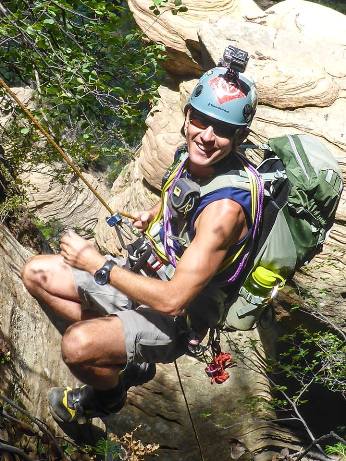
[243,266,283,300]
[225,266,285,330]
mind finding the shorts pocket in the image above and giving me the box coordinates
[137,338,176,364]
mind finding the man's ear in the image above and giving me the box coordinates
[182,109,190,136]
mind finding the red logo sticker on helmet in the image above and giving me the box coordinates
[209,77,245,105]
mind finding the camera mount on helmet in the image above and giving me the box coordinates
[218,46,249,82]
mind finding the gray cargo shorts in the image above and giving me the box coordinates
[71,256,187,365]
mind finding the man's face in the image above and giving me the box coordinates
[185,108,237,168]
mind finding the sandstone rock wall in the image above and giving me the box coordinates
[0,225,77,425]
[127,0,264,76]
[21,165,107,236]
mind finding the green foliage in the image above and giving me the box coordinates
[277,327,346,398]
[311,0,346,14]
[0,351,11,365]
[94,437,123,458]
[325,442,346,457]
[0,0,166,199]
[224,326,345,450]
[34,217,94,250]
[34,217,66,250]
[149,0,188,16]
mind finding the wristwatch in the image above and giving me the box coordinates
[94,259,117,285]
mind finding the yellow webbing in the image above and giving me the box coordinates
[145,157,187,263]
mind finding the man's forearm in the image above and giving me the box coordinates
[108,264,182,315]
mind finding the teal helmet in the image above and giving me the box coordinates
[187,67,257,127]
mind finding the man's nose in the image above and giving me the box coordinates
[200,125,215,142]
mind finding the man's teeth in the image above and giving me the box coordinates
[197,143,210,153]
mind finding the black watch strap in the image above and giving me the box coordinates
[94,259,117,285]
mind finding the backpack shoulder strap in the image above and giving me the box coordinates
[200,170,251,196]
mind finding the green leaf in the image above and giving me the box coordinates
[26,25,36,35]
[43,18,55,25]
[20,127,30,134]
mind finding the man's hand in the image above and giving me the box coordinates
[60,229,105,274]
[132,202,161,232]
[132,211,153,232]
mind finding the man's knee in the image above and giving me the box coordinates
[21,254,65,295]
[61,318,127,367]
[21,255,45,294]
[61,322,92,367]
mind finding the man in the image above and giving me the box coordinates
[21,65,259,423]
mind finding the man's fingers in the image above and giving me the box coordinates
[63,228,75,236]
[140,212,150,223]
[60,229,73,244]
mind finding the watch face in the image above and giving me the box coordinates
[94,260,116,285]
[94,268,109,285]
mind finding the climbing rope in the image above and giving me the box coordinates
[0,77,135,222]
[174,360,205,461]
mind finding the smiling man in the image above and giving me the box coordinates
[21,63,259,423]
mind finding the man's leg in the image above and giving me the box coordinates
[61,316,127,388]
[48,315,130,423]
[23,255,157,422]
[21,254,90,323]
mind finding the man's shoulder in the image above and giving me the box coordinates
[196,198,246,231]
[194,198,247,249]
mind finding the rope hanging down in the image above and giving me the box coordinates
[0,77,136,222]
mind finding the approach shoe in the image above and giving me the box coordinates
[48,383,127,424]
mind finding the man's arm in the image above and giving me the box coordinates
[108,198,247,314]
[60,199,247,316]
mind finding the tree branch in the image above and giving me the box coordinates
[294,431,346,461]
[51,1,98,21]
[0,393,67,459]
[0,442,33,460]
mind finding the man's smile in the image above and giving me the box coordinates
[195,142,216,157]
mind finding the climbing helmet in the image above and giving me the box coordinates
[188,67,257,128]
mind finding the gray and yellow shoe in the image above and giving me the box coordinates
[48,384,127,424]
[48,362,156,424]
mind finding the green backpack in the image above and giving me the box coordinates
[225,134,343,330]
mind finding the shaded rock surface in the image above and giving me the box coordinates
[0,225,77,426]
[108,330,305,461]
